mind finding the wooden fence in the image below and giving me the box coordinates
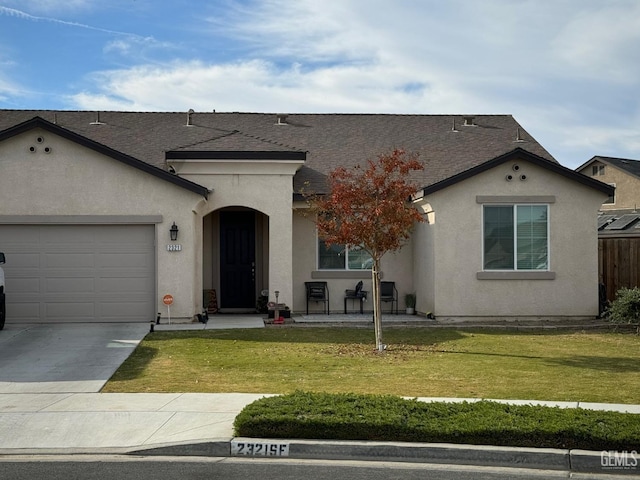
[599,237,640,302]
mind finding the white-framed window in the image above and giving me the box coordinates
[604,183,615,205]
[592,165,605,176]
[483,204,549,271]
[317,238,372,270]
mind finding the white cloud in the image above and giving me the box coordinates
[552,3,640,82]
[0,5,155,41]
[2,0,637,167]
[1,0,92,13]
[69,59,426,113]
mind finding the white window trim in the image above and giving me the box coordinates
[481,203,551,273]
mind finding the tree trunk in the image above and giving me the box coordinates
[371,259,384,351]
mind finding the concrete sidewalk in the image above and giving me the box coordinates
[0,392,269,450]
[1,392,639,475]
[0,318,636,475]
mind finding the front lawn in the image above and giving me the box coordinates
[102,328,640,404]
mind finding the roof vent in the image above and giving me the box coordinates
[462,116,475,126]
[514,127,525,142]
[451,118,458,132]
[186,109,195,126]
[276,114,288,125]
[90,112,105,125]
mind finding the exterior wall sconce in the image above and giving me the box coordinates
[170,222,179,241]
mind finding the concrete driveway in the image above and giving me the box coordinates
[0,323,149,393]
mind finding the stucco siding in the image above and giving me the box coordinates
[412,204,436,315]
[427,157,606,318]
[0,128,203,320]
[183,164,298,310]
[292,211,414,314]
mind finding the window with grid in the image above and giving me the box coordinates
[318,238,372,270]
[483,205,549,271]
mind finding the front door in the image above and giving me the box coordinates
[220,211,256,309]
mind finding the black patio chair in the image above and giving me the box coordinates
[380,281,398,314]
[305,281,330,315]
[344,280,368,314]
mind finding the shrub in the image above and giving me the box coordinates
[234,391,640,451]
[607,287,640,328]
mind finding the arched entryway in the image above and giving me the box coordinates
[203,207,269,312]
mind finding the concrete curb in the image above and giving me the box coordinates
[3,438,638,475]
[125,438,640,475]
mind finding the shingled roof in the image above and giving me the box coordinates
[0,110,556,194]
[580,156,640,179]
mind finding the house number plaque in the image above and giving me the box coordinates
[231,441,290,457]
[167,244,182,252]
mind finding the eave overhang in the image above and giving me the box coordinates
[165,150,307,161]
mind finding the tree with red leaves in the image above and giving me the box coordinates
[307,149,425,351]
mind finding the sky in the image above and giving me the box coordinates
[1,0,639,169]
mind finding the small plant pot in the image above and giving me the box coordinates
[405,307,415,315]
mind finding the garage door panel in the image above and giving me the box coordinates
[101,301,150,318]
[99,253,152,268]
[46,302,95,319]
[11,277,41,293]
[46,277,95,293]
[46,226,96,243]
[45,253,95,268]
[0,224,155,323]
[9,302,40,320]
[10,253,41,268]
[99,277,152,293]
[99,226,151,242]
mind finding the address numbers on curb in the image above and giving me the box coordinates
[231,441,290,457]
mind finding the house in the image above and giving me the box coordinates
[576,156,640,301]
[0,111,613,324]
[576,156,640,212]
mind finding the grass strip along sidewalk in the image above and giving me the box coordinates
[234,391,640,451]
[103,328,640,404]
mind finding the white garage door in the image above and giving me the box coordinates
[0,224,155,323]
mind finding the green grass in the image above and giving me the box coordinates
[102,328,640,404]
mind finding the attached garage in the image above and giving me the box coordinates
[0,223,156,323]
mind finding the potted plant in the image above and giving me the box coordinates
[404,292,416,315]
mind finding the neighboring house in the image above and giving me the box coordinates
[0,111,612,324]
[576,156,640,301]
[576,156,640,211]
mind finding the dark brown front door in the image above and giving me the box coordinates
[220,211,256,308]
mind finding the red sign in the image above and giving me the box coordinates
[162,294,174,306]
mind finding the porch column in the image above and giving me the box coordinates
[268,208,293,309]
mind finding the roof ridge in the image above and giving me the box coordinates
[0,109,515,117]
[237,130,304,152]
[595,155,640,163]
[169,129,240,151]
